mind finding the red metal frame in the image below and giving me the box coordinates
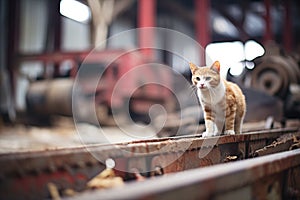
[137,0,156,59]
[7,0,296,119]
[15,0,174,118]
[263,0,273,43]
[283,0,292,52]
[195,0,211,66]
[19,49,173,114]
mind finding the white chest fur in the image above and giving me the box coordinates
[197,79,226,135]
[197,79,225,105]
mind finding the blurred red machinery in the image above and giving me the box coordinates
[22,0,176,124]
[19,0,212,125]
[2,0,213,122]
[24,50,175,125]
[4,0,296,124]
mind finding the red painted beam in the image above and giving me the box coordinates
[7,0,21,113]
[263,0,273,43]
[195,0,211,66]
[283,0,292,52]
[137,0,156,59]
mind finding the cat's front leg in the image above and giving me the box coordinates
[215,117,225,136]
[203,119,218,137]
[224,107,236,135]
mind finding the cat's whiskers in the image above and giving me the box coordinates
[188,84,198,97]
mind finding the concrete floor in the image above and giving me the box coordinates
[0,117,157,154]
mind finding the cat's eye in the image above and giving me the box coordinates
[195,77,200,81]
[205,77,211,81]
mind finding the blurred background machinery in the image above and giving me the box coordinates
[1,0,300,126]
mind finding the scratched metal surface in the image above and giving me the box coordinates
[68,149,300,200]
[0,127,299,199]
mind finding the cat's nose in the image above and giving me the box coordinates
[200,83,204,88]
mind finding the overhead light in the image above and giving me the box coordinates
[206,40,265,77]
[60,0,91,23]
[245,40,265,60]
[206,41,244,77]
[229,62,244,76]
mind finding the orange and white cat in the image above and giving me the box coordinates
[189,61,246,137]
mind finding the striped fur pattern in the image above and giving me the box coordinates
[190,61,246,137]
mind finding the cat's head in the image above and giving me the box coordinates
[189,61,221,90]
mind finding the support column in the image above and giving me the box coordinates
[263,0,273,43]
[138,0,156,59]
[7,0,20,111]
[283,0,292,52]
[195,0,211,66]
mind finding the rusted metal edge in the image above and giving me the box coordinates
[66,149,300,200]
[253,133,296,157]
[0,128,299,199]
[0,127,299,176]
[1,127,298,157]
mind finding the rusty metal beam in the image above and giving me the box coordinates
[70,149,300,200]
[0,127,299,199]
[17,50,128,63]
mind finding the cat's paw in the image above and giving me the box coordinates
[202,131,218,137]
[202,131,210,137]
[224,130,235,135]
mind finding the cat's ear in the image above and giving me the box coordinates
[210,61,220,73]
[189,62,198,74]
